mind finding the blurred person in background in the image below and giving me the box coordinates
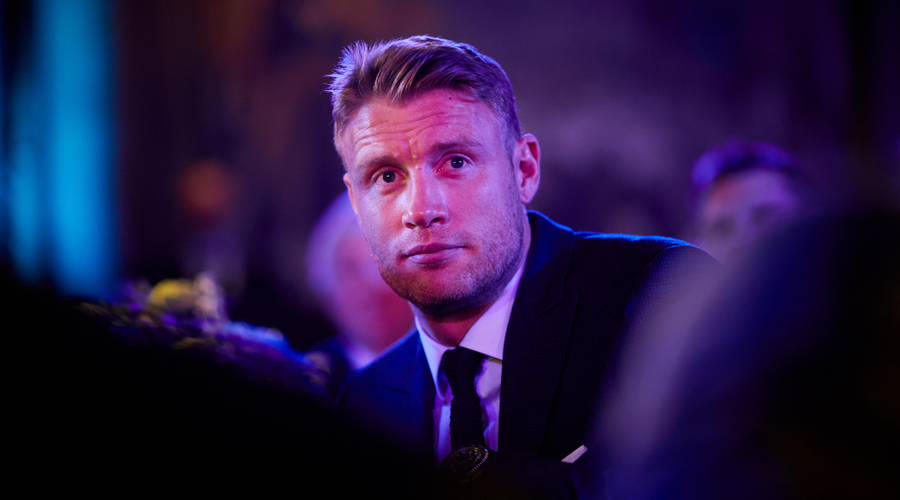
[305,194,414,400]
[176,159,247,300]
[690,140,819,263]
[601,208,900,499]
[175,159,329,347]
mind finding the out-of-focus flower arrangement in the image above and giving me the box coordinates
[80,272,329,397]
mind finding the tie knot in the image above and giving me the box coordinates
[442,347,483,390]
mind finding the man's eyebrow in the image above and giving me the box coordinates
[353,140,484,172]
[429,140,483,154]
[353,155,397,173]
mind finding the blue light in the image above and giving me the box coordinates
[8,71,44,284]
[7,36,45,285]
[35,0,117,297]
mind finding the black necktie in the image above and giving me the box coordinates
[441,347,485,450]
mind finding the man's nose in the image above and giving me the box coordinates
[402,171,447,229]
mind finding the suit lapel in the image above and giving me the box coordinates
[500,212,578,455]
[375,332,435,459]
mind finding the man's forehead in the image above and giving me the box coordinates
[338,90,501,163]
[347,90,484,130]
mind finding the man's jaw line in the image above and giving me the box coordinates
[410,296,494,348]
[406,248,525,346]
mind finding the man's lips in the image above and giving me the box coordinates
[404,243,462,264]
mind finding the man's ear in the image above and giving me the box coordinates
[514,133,541,204]
[343,173,359,215]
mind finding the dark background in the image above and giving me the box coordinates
[3,0,898,348]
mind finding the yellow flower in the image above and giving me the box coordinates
[148,279,196,312]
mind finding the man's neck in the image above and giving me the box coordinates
[421,305,491,347]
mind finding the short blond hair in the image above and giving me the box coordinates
[327,35,521,160]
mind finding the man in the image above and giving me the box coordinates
[329,36,717,497]
[305,194,414,400]
[690,140,818,264]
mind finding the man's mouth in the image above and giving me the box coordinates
[404,243,462,264]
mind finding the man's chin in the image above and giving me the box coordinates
[409,295,487,320]
[401,282,502,320]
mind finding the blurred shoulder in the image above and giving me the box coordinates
[337,329,419,399]
[575,230,695,256]
[571,230,718,279]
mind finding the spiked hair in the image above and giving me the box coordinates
[327,35,521,160]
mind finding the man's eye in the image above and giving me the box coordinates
[380,171,396,183]
[449,157,465,169]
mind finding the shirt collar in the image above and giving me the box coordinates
[416,262,525,393]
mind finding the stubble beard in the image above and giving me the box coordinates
[371,188,527,320]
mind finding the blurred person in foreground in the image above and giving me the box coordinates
[329,35,718,498]
[601,208,900,499]
[690,140,818,264]
[3,265,432,496]
[305,194,414,400]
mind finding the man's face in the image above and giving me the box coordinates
[339,89,539,319]
[697,168,804,263]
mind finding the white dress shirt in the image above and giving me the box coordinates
[415,264,525,463]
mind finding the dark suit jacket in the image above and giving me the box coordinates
[338,212,717,495]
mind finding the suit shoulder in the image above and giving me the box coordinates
[338,330,419,406]
[574,231,691,252]
[572,231,707,265]
[565,232,719,293]
[346,330,418,383]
